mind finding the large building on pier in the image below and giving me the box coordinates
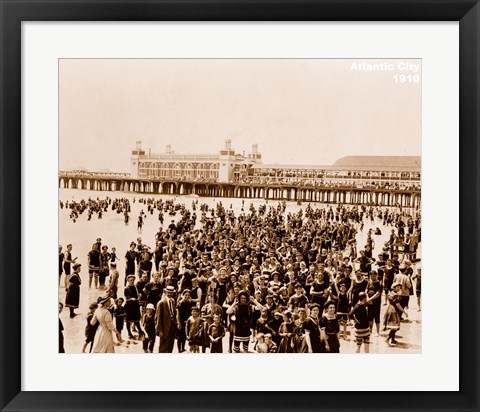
[59,141,421,208]
[130,140,262,183]
[130,140,420,190]
[249,156,420,190]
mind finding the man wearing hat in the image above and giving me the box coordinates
[156,286,177,353]
[65,262,82,318]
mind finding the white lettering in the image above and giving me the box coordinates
[397,62,421,73]
[350,62,395,71]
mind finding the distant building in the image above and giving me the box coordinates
[248,156,420,190]
[130,141,420,190]
[130,140,262,183]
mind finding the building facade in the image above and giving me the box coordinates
[130,140,262,183]
[59,141,420,207]
[246,156,420,190]
[130,140,420,190]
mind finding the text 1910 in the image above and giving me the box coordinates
[393,74,420,83]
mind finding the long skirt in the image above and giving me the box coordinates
[124,300,141,322]
[326,333,340,353]
[383,305,401,331]
[65,285,80,308]
[278,336,294,353]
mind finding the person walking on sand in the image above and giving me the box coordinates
[82,303,99,353]
[383,282,409,346]
[90,295,123,353]
[65,263,82,318]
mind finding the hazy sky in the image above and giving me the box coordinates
[59,59,421,172]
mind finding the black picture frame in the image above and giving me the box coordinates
[1,1,478,411]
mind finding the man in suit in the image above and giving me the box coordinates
[156,285,176,353]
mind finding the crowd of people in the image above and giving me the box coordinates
[234,175,420,191]
[59,197,421,354]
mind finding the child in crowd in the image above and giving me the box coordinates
[208,314,226,353]
[201,314,214,353]
[82,302,99,353]
[142,303,156,353]
[254,333,265,353]
[110,247,117,264]
[114,297,126,344]
[186,307,203,353]
[264,333,277,353]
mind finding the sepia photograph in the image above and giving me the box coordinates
[58,58,422,354]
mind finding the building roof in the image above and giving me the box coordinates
[255,156,420,172]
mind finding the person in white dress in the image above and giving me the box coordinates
[91,295,123,353]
